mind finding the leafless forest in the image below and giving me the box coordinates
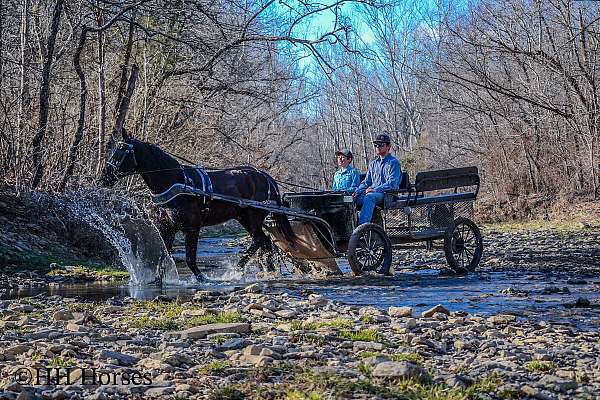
[0,0,599,210]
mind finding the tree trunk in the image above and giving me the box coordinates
[0,0,3,88]
[59,28,88,191]
[113,14,135,117]
[31,0,64,189]
[109,64,139,147]
[106,14,136,157]
[16,0,30,188]
[95,6,107,175]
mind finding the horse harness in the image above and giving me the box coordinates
[152,166,213,207]
[108,142,136,177]
[110,141,279,214]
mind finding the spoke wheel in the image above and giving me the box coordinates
[347,223,392,276]
[443,217,483,274]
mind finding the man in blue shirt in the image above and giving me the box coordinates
[332,149,361,192]
[353,134,402,225]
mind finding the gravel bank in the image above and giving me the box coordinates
[0,283,598,399]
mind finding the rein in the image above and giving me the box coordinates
[118,163,319,192]
[160,147,319,191]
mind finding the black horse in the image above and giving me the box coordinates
[99,129,295,281]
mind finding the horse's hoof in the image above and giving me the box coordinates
[195,273,205,282]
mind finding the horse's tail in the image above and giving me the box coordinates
[263,173,296,245]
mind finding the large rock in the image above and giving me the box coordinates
[249,309,276,319]
[487,314,517,324]
[98,350,140,367]
[4,345,32,357]
[219,338,248,351]
[244,283,263,293]
[150,352,196,367]
[15,391,35,400]
[521,385,553,400]
[361,355,391,367]
[240,354,274,367]
[359,306,383,316]
[166,323,250,339]
[145,387,175,397]
[260,300,281,311]
[353,341,384,352]
[389,306,412,318]
[243,345,263,356]
[53,310,74,321]
[137,358,169,371]
[421,304,450,318]
[275,309,297,319]
[537,375,578,393]
[372,361,430,383]
[65,323,87,332]
[8,304,34,313]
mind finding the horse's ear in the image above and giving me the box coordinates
[121,127,130,141]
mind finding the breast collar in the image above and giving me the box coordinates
[151,166,213,206]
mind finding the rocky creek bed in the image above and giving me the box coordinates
[1,226,599,399]
[0,282,598,400]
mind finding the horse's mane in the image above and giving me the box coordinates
[139,140,181,169]
[136,140,262,174]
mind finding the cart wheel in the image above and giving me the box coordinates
[347,223,392,276]
[443,217,483,273]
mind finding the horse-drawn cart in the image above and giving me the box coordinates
[266,166,484,275]
[103,136,482,279]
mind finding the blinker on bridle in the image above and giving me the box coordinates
[108,142,136,177]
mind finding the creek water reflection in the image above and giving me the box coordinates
[4,269,599,326]
[4,236,599,329]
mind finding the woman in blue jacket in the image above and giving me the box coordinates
[332,149,361,192]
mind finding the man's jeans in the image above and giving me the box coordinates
[354,192,385,225]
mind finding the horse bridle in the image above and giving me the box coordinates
[108,141,137,178]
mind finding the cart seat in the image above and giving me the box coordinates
[383,172,411,208]
[358,171,410,190]
[383,167,479,210]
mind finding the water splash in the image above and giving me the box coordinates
[89,210,179,285]
[34,189,179,285]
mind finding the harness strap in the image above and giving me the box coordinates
[153,166,213,206]
[195,167,213,194]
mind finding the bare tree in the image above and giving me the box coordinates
[31,0,64,189]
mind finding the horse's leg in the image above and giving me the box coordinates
[236,211,270,271]
[160,225,176,253]
[258,236,277,273]
[185,229,203,282]
[236,240,262,271]
[152,224,176,285]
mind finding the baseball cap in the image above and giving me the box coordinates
[373,133,391,144]
[335,149,353,158]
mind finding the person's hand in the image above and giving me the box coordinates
[366,187,375,193]
[352,192,358,199]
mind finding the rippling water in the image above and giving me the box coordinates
[4,236,600,329]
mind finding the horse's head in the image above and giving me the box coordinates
[98,129,138,187]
